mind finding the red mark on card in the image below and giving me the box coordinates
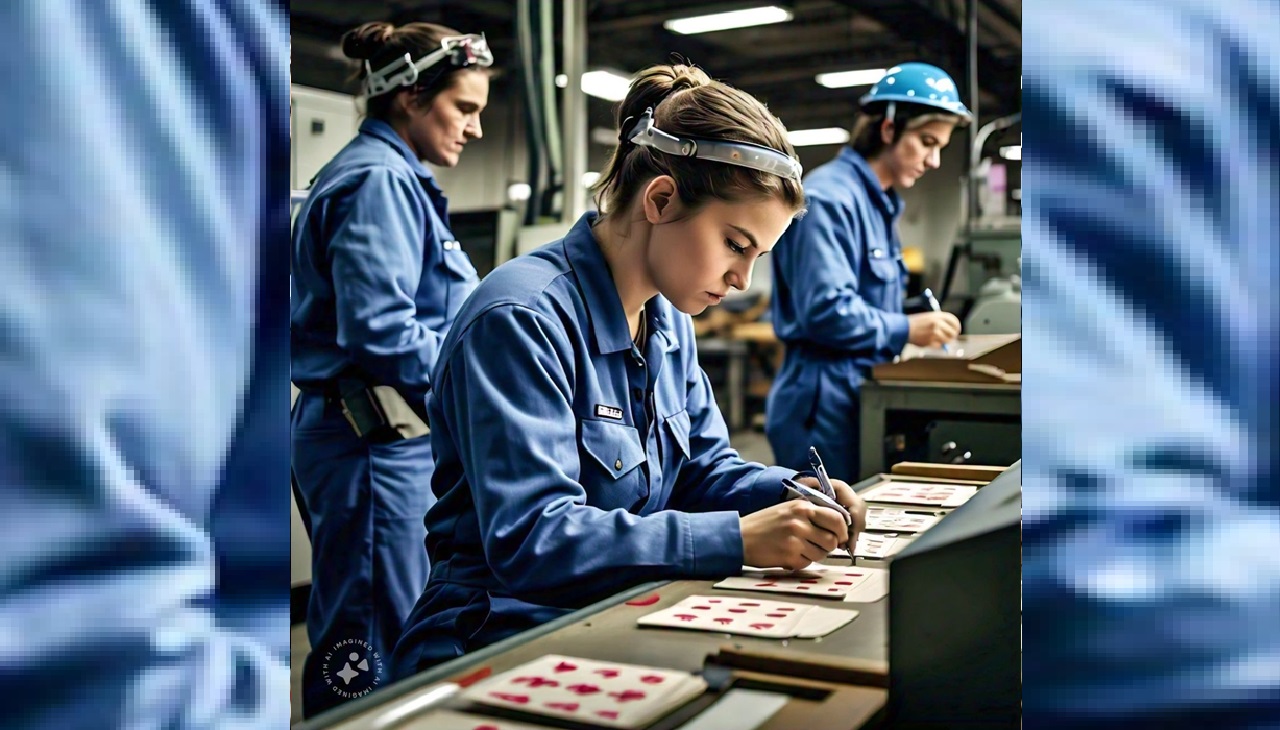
[778,607,796,611]
[740,602,760,607]
[489,692,529,704]
[844,573,863,577]
[674,614,697,622]
[639,675,665,684]
[625,592,661,606]
[728,608,747,613]
[513,676,559,688]
[553,661,577,673]
[714,617,733,624]
[755,582,778,587]
[598,710,620,720]
[609,689,647,703]
[567,683,601,695]
[766,613,787,618]
[546,702,580,712]
[693,605,711,610]
[797,586,810,590]
[835,581,853,585]
[708,599,722,603]
[474,725,500,730]
[749,623,774,629]
[453,666,492,688]
[594,668,620,678]
[800,579,820,584]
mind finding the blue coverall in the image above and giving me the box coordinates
[1024,0,1280,726]
[766,147,912,481]
[0,2,291,726]
[290,118,479,716]
[391,213,797,677]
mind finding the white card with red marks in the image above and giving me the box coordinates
[713,564,875,598]
[830,533,906,560]
[421,709,550,730]
[460,654,707,729]
[865,506,943,533]
[637,594,857,639]
[841,569,889,603]
[860,482,977,508]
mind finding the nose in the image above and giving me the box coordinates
[727,261,753,292]
[466,114,483,140]
[925,147,941,169]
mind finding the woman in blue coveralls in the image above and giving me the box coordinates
[391,64,869,676]
[765,63,968,482]
[290,21,491,717]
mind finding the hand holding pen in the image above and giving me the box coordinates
[922,288,952,353]
[806,447,865,564]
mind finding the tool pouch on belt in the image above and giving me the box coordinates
[337,378,431,441]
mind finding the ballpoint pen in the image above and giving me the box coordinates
[922,288,951,353]
[807,447,856,564]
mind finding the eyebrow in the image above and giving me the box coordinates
[729,224,759,249]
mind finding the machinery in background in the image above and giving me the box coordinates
[939,223,1022,336]
[449,208,522,278]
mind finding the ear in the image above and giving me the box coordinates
[395,88,424,118]
[879,117,896,147]
[640,176,679,224]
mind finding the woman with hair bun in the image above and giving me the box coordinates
[290,20,492,717]
[391,63,867,677]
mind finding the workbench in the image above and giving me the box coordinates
[295,466,1001,730]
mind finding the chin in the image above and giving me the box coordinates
[424,150,460,168]
[897,175,919,189]
[672,298,706,316]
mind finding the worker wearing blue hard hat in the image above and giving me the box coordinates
[766,62,970,481]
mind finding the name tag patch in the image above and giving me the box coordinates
[595,404,624,421]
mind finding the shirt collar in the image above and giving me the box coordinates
[841,147,904,221]
[359,118,440,189]
[563,213,680,356]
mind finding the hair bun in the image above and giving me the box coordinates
[342,21,395,61]
[668,66,709,94]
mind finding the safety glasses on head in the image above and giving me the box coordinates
[364,34,493,98]
[624,108,802,182]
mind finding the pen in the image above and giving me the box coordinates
[807,447,856,564]
[922,288,951,353]
[807,446,837,500]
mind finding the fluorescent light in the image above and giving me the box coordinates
[787,127,850,147]
[664,6,793,35]
[581,171,601,188]
[555,74,568,88]
[580,70,632,101]
[507,183,531,202]
[815,68,886,89]
[999,145,1021,161]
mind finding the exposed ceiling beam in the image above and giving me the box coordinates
[829,0,1019,106]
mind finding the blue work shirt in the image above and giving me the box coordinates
[290,118,479,397]
[770,147,911,367]
[394,213,796,672]
[0,1,290,726]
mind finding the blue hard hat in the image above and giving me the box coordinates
[859,62,972,122]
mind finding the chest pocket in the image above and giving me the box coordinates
[578,419,648,512]
[661,409,691,465]
[864,248,906,306]
[439,240,479,280]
